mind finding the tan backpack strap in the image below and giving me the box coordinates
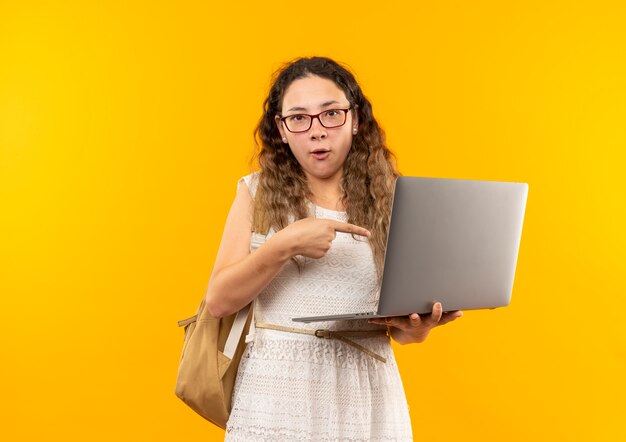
[223,303,251,360]
[177,315,197,327]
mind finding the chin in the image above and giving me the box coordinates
[313,169,341,180]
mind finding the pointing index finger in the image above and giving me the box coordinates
[329,220,371,237]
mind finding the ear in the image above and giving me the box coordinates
[274,115,285,138]
[351,108,359,131]
[275,115,287,141]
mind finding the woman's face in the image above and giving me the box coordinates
[275,75,357,181]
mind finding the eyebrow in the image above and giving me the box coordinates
[285,100,341,113]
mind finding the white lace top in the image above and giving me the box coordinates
[225,172,412,441]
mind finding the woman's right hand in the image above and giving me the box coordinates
[273,217,371,259]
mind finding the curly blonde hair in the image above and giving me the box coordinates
[250,56,400,282]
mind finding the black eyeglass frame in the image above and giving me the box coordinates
[279,106,354,133]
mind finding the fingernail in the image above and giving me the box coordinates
[410,313,418,320]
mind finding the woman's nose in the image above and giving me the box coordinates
[309,116,327,139]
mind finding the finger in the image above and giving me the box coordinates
[409,312,422,327]
[369,316,410,330]
[430,302,443,324]
[329,220,371,237]
[438,310,463,326]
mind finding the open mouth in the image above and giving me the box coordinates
[311,148,330,159]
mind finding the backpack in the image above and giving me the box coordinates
[174,297,253,428]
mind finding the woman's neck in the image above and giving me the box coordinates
[305,170,345,212]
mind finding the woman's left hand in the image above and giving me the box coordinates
[368,302,463,345]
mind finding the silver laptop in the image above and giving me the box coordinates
[292,176,529,323]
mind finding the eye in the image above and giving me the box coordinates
[287,114,305,122]
[324,110,339,117]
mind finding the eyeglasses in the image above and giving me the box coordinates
[279,107,352,133]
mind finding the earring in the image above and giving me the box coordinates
[282,137,287,143]
[352,128,358,135]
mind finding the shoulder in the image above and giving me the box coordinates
[238,171,260,199]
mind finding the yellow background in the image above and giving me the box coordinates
[1,1,624,441]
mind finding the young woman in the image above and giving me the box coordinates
[205,56,463,441]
